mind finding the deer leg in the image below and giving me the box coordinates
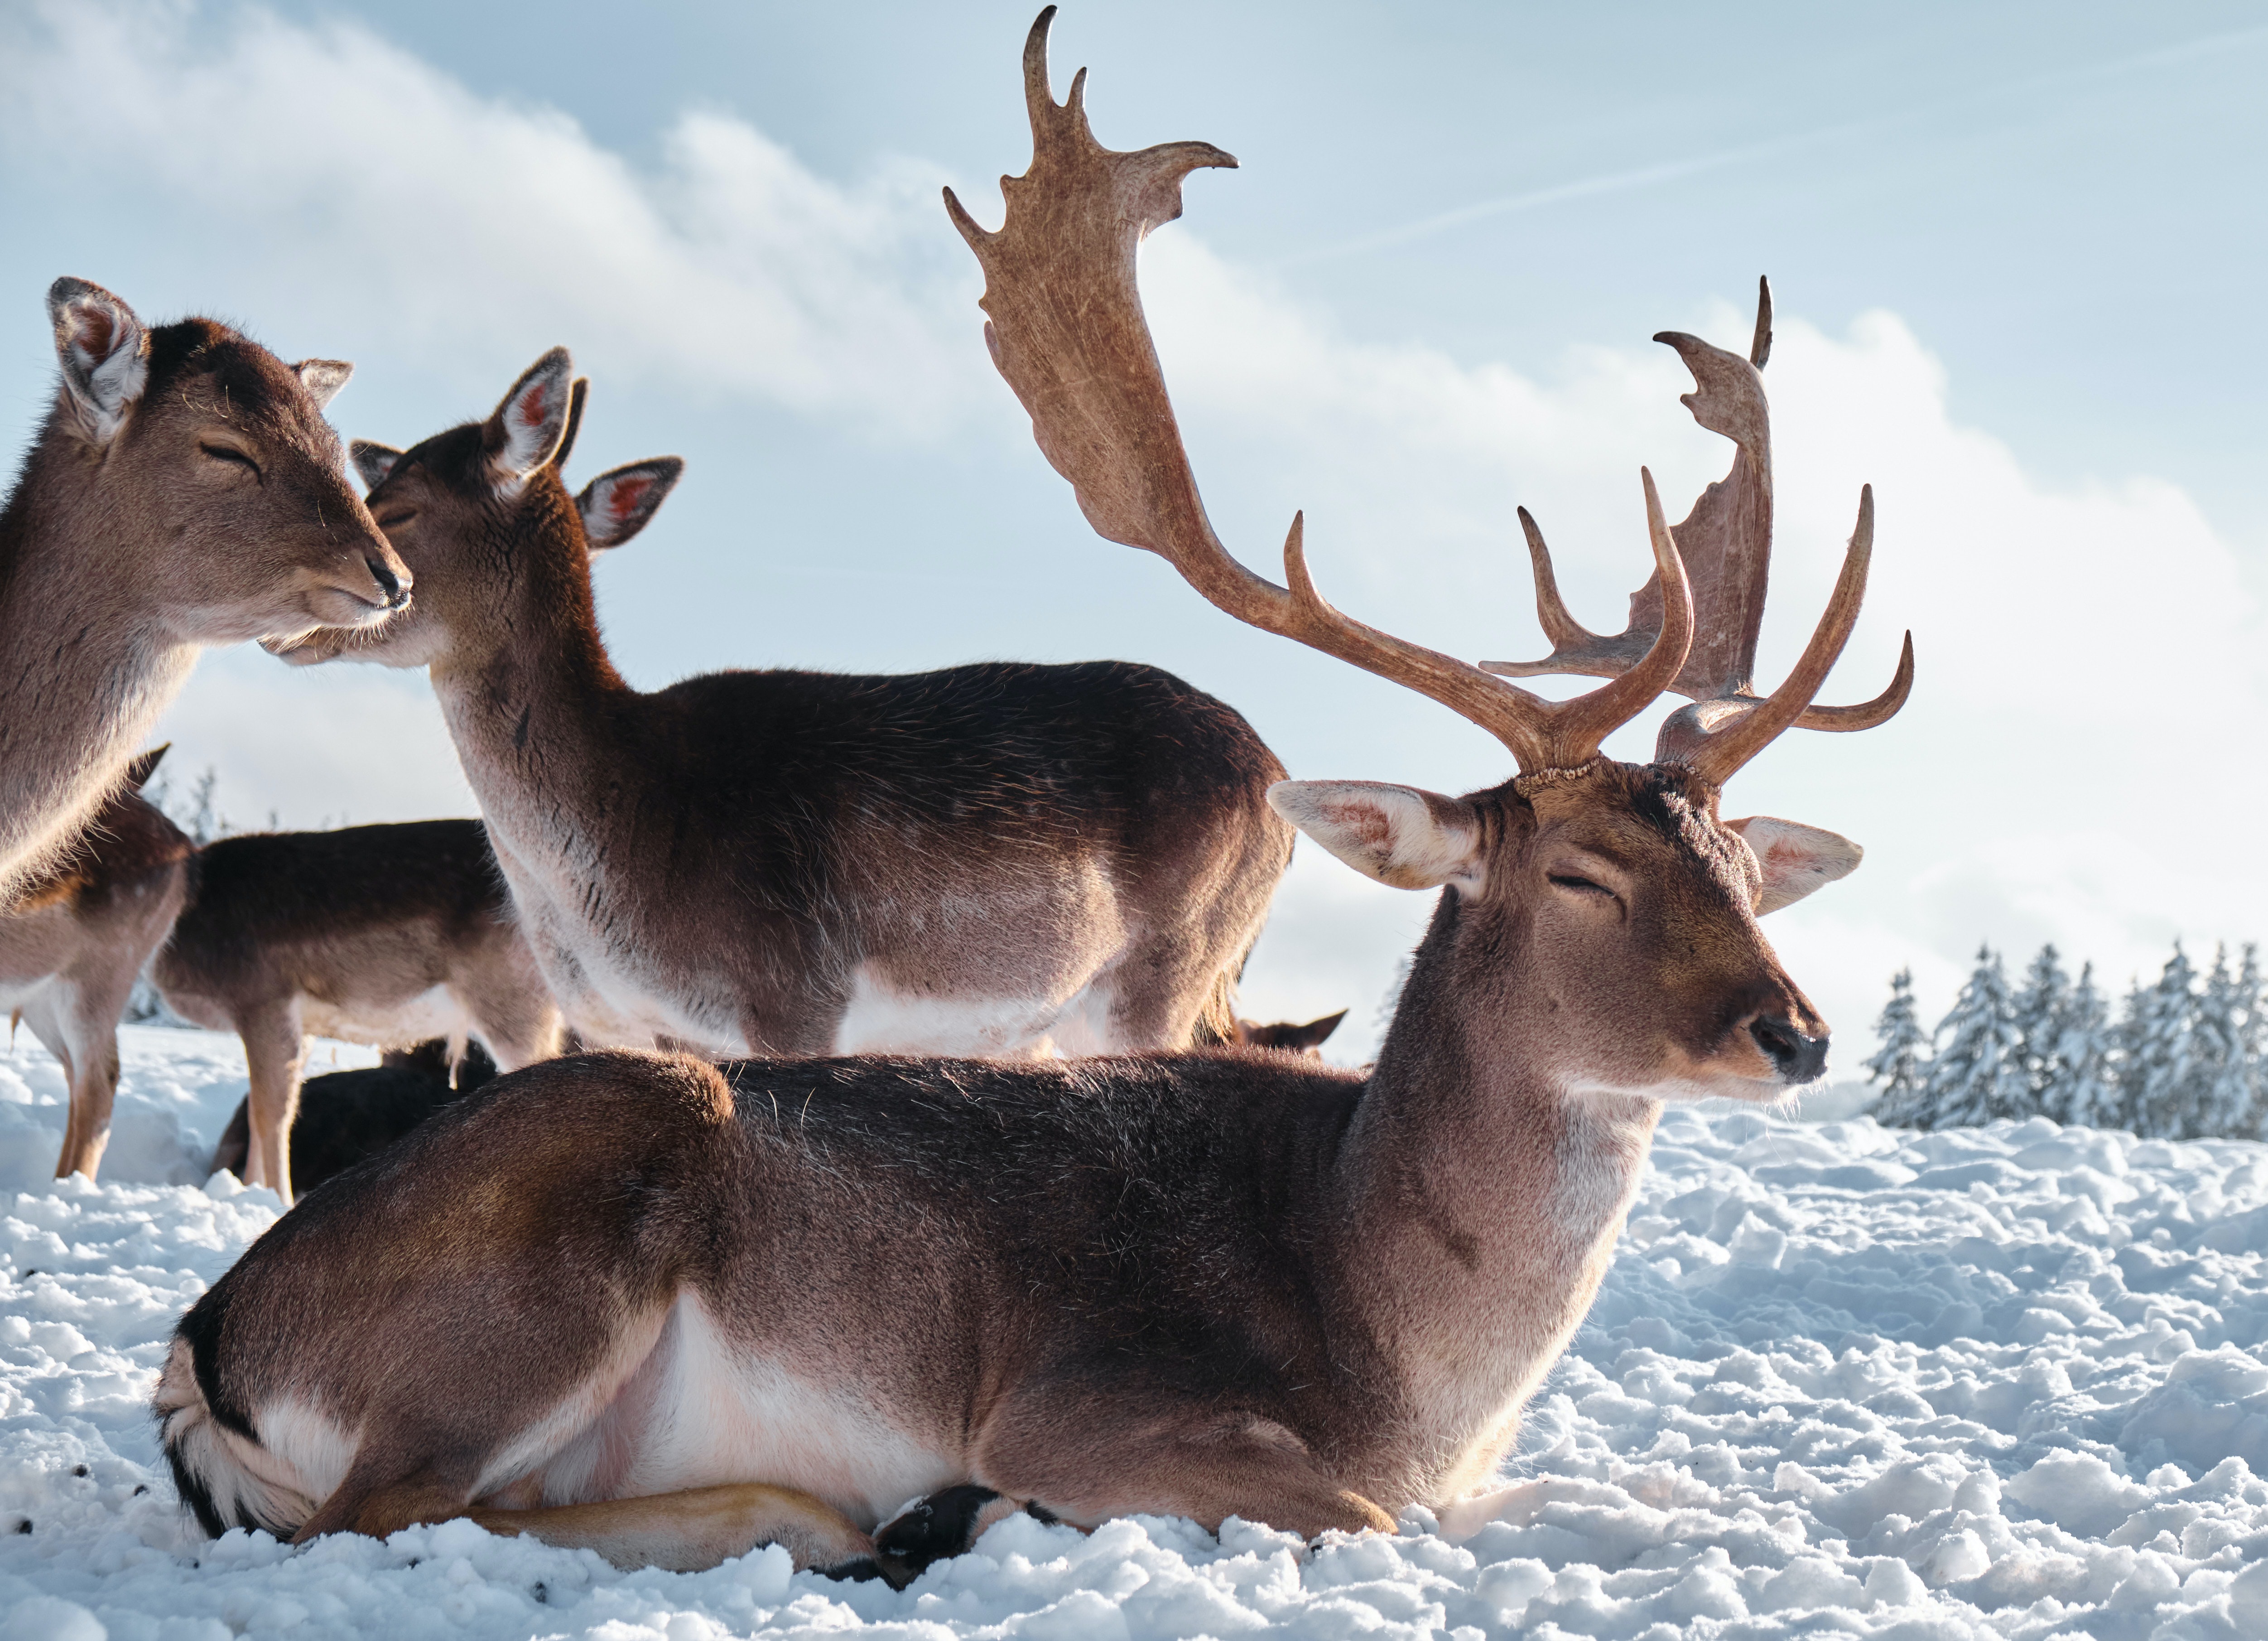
[236,1001,306,1202]
[972,1400,1394,1553]
[23,991,96,1180]
[51,954,140,1181]
[469,1483,879,1577]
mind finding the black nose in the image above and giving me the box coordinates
[366,556,409,608]
[1750,1015,1829,1083]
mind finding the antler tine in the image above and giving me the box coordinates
[1659,485,1893,784]
[950,9,1694,773]
[1488,276,1912,773]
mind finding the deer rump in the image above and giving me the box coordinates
[161,1049,1369,1543]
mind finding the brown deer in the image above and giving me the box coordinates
[265,358,1290,1062]
[0,279,410,905]
[153,9,1911,1580]
[1231,1010,1347,1054]
[154,820,563,1202]
[2,748,191,1180]
[211,1039,498,1199]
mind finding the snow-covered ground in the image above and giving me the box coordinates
[4,1029,2267,1640]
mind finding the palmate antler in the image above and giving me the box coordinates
[945,7,1691,775]
[1482,278,1914,785]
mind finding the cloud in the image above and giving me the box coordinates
[0,0,982,437]
[4,0,2260,1068]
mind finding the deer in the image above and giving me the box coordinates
[153,7,1912,1584]
[151,819,563,1203]
[0,279,411,907]
[1232,1010,1347,1054]
[261,349,1291,1066]
[2,747,192,1180]
[211,1039,499,1199]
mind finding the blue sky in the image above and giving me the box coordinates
[3,0,2263,1059]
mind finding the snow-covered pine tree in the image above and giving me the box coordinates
[2044,961,2119,1128]
[1864,968,1930,1125]
[2009,945,2069,1104]
[2119,944,2200,1140]
[1911,946,2026,1128]
[2194,945,2260,1140]
[2238,946,2267,1139]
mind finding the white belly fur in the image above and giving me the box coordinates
[524,1293,955,1527]
[831,966,1063,1058]
[300,983,471,1049]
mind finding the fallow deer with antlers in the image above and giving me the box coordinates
[266,356,1290,1061]
[2,748,191,1180]
[154,820,563,1202]
[155,9,1909,1579]
[0,280,410,905]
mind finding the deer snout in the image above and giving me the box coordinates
[366,555,410,609]
[1748,1014,1829,1085]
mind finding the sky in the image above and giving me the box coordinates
[2,0,2264,1063]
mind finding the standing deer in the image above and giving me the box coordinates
[2,748,191,1180]
[266,360,1290,1061]
[0,279,410,904]
[155,9,1912,1579]
[153,820,563,1202]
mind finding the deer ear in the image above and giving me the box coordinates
[48,276,149,445]
[351,440,403,491]
[549,377,591,472]
[1269,781,1484,893]
[577,458,684,551]
[123,744,170,791]
[1724,816,1863,915]
[294,359,352,410]
[485,347,573,494]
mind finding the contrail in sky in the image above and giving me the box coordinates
[1282,21,2268,268]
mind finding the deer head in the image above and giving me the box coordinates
[271,354,680,671]
[41,278,410,646]
[949,9,1911,1098]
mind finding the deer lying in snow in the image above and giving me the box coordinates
[1,748,190,1180]
[154,820,562,1202]
[264,340,1290,1062]
[156,10,1913,1580]
[0,279,409,906]
[212,1039,497,1198]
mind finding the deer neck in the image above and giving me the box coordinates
[0,446,197,891]
[1331,895,1661,1497]
[423,526,635,903]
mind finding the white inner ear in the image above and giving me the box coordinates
[351,441,401,491]
[492,364,571,492]
[1268,780,1483,893]
[55,296,148,443]
[579,469,659,550]
[296,359,353,410]
[1726,815,1864,915]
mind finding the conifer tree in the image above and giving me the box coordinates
[2195,945,2260,1140]
[2009,945,2069,1103]
[1914,946,2025,1128]
[1864,968,1930,1125]
[2119,945,2199,1139]
[2045,961,2119,1128]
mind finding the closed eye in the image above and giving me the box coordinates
[1549,874,1614,897]
[200,443,261,478]
[375,511,416,531]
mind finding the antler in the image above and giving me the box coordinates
[1482,277,1913,782]
[947,7,1691,773]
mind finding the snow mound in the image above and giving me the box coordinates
[4,1029,2267,1638]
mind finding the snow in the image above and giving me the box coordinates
[5,1029,2268,1639]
